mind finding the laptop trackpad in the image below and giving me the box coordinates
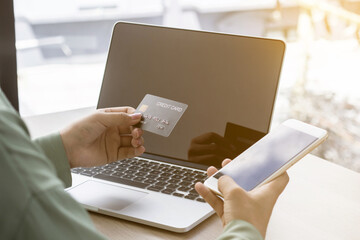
[68,180,148,211]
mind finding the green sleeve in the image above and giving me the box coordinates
[0,90,107,240]
[34,133,72,188]
[217,220,264,240]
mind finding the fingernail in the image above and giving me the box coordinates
[129,112,142,120]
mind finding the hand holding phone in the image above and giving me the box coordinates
[204,119,328,196]
[195,159,289,238]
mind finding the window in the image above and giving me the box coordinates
[14,0,360,172]
[14,0,164,116]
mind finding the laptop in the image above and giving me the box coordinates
[67,22,285,232]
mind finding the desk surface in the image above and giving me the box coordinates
[88,154,360,240]
[24,108,360,240]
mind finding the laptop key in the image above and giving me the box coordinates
[195,175,207,180]
[71,168,84,174]
[127,160,138,165]
[184,172,194,177]
[160,172,173,178]
[108,161,119,166]
[183,177,195,182]
[161,189,174,195]
[122,175,134,180]
[168,179,179,184]
[133,177,146,182]
[196,198,206,203]
[172,170,184,175]
[166,184,178,190]
[112,172,124,177]
[156,176,169,182]
[163,168,174,173]
[128,165,141,171]
[147,186,163,192]
[118,163,130,168]
[149,161,160,166]
[114,168,126,173]
[93,174,150,189]
[177,187,191,192]
[124,170,136,175]
[189,189,199,195]
[135,171,147,177]
[180,181,192,187]
[147,174,158,180]
[172,192,184,198]
[102,165,115,170]
[171,175,183,180]
[90,167,102,172]
[101,170,114,175]
[171,166,181,170]
[154,181,168,187]
[149,170,161,175]
[140,163,151,168]
[150,166,164,171]
[80,171,96,177]
[185,194,198,200]
[144,179,157,184]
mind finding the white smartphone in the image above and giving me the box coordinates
[204,119,328,196]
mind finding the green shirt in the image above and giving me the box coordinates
[0,90,262,240]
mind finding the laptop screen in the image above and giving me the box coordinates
[98,22,285,169]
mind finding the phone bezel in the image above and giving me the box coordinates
[204,119,328,196]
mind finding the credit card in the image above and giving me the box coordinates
[135,94,188,137]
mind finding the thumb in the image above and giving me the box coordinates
[253,173,289,202]
[218,175,246,198]
[94,112,142,128]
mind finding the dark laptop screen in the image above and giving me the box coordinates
[98,22,285,168]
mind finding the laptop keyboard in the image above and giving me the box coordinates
[71,158,207,203]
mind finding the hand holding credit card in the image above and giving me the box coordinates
[135,94,188,137]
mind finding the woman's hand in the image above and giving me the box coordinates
[60,107,145,168]
[195,159,289,238]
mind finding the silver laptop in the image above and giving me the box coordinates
[66,22,285,232]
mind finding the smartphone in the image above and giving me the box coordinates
[204,119,328,196]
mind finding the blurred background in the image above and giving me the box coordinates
[13,0,360,171]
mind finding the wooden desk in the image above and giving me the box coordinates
[25,108,360,240]
[88,155,360,240]
[90,212,222,240]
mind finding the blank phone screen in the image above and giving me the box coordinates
[213,125,318,191]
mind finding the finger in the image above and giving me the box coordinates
[134,145,145,156]
[218,175,246,198]
[131,137,144,148]
[94,111,142,128]
[221,158,232,168]
[207,166,218,177]
[255,173,289,198]
[195,182,224,217]
[117,146,145,160]
[131,128,143,139]
[102,107,136,114]
[119,136,132,146]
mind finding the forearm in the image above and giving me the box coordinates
[34,133,72,187]
[217,220,263,240]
